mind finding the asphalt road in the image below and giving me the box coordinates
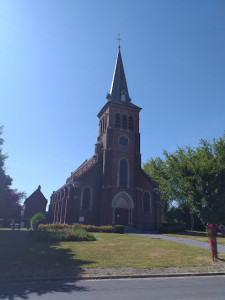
[1,276,225,300]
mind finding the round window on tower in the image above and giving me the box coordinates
[118,135,129,147]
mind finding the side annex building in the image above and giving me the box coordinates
[49,47,161,230]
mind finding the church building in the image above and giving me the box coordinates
[49,46,161,230]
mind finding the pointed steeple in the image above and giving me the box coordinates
[107,46,131,103]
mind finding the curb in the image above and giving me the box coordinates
[82,272,225,280]
[1,272,225,284]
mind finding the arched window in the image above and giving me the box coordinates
[103,117,105,133]
[129,116,134,131]
[100,120,103,135]
[115,113,120,128]
[103,116,107,132]
[81,187,91,210]
[143,192,151,213]
[119,159,128,188]
[122,115,127,129]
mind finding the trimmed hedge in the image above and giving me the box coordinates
[38,223,114,233]
[158,222,186,233]
[38,224,71,230]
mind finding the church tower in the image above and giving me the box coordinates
[49,46,161,230]
[95,46,160,227]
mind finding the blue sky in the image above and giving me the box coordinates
[1,0,225,205]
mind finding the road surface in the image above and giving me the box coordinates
[1,276,225,299]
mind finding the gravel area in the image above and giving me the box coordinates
[82,264,225,278]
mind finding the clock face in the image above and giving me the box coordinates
[118,135,129,147]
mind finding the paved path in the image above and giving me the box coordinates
[126,229,225,253]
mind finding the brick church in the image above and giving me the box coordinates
[49,46,161,230]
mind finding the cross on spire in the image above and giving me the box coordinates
[117,33,121,48]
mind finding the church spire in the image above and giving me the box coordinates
[107,46,131,103]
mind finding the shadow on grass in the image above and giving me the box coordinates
[217,257,225,262]
[0,229,95,299]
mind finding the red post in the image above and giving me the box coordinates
[207,223,218,261]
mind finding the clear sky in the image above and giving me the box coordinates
[1,0,225,206]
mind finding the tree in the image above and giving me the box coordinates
[143,133,225,227]
[143,157,175,222]
[0,126,25,219]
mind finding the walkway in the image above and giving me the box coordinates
[125,228,225,254]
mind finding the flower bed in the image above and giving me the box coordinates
[31,227,96,242]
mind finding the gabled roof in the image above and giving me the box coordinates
[24,185,47,204]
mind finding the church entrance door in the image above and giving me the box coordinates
[115,208,128,225]
[112,192,134,226]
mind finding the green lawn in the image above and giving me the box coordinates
[164,230,225,246]
[1,229,225,281]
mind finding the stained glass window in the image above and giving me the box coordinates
[119,159,128,188]
[143,192,151,213]
[82,187,91,210]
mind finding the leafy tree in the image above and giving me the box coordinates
[0,126,25,219]
[143,157,175,222]
[144,133,225,227]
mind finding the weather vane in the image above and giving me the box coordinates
[117,33,121,48]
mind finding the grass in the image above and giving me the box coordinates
[65,233,225,268]
[164,230,225,246]
[1,229,225,280]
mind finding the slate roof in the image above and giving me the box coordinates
[98,47,141,118]
[107,46,131,103]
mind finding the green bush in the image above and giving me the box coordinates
[158,222,186,233]
[114,225,124,234]
[66,228,96,241]
[30,213,46,230]
[157,226,166,234]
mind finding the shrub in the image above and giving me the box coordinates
[114,225,124,234]
[100,226,114,233]
[158,222,186,233]
[82,225,101,232]
[72,224,113,233]
[157,226,167,234]
[30,213,46,230]
[66,228,96,241]
[38,223,71,231]
[31,227,96,242]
